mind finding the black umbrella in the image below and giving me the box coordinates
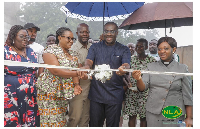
[119,2,193,36]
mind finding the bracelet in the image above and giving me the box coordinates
[74,82,79,86]
[87,74,91,80]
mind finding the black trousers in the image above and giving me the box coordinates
[89,100,122,127]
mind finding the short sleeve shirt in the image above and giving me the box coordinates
[70,41,92,100]
[28,42,44,63]
[129,55,156,91]
[87,41,131,104]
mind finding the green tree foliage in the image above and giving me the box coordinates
[18,2,69,46]
[17,2,160,47]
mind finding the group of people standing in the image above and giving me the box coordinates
[4,21,193,127]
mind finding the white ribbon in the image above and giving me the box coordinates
[4,60,193,76]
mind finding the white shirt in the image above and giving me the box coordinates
[148,53,160,61]
[28,42,44,63]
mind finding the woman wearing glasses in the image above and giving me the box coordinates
[36,27,85,127]
[4,25,39,126]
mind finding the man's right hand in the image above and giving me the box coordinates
[76,70,87,79]
[77,59,93,79]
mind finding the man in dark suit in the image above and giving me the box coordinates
[81,22,131,127]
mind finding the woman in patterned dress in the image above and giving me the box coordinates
[124,38,156,127]
[36,27,84,127]
[4,25,39,127]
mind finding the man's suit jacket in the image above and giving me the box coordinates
[142,60,193,115]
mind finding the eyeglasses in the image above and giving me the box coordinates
[17,35,30,40]
[103,30,117,34]
[61,36,76,42]
[149,43,157,46]
[79,31,90,34]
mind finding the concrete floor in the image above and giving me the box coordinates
[66,114,141,127]
[120,120,140,127]
[103,115,140,127]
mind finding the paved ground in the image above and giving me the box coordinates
[66,113,141,127]
[120,119,140,127]
[103,116,140,127]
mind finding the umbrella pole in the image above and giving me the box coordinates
[165,19,166,37]
[103,2,105,32]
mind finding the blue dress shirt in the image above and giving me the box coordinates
[87,41,131,104]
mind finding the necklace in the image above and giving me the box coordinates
[12,46,27,58]
[64,49,70,56]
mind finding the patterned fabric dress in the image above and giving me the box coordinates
[4,45,39,127]
[124,55,156,118]
[36,44,79,127]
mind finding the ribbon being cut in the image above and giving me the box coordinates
[94,64,113,83]
[4,60,193,83]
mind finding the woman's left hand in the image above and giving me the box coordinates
[74,85,82,95]
[184,117,193,127]
[132,70,142,81]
